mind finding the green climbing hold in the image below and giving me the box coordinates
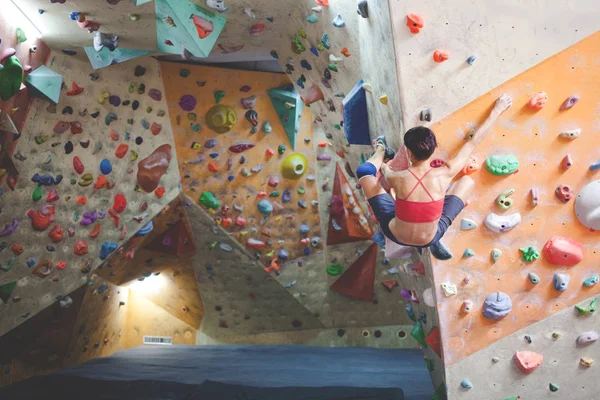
[269,191,280,198]
[327,264,344,276]
[199,192,220,209]
[576,298,598,316]
[432,383,446,400]
[425,358,434,372]
[549,383,559,392]
[410,320,428,347]
[35,135,48,145]
[462,248,474,258]
[32,186,42,201]
[0,56,24,101]
[520,246,540,262]
[278,144,286,155]
[334,124,341,130]
[297,186,305,195]
[0,281,16,304]
[316,42,325,51]
[552,332,561,339]
[292,35,305,52]
[262,121,272,133]
[16,27,27,43]
[128,82,138,93]
[485,155,519,176]
[327,63,338,72]
[0,256,16,272]
[214,90,225,103]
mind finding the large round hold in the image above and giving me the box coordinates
[482,291,512,319]
[257,199,273,215]
[575,180,600,230]
[99,159,112,175]
[281,153,308,180]
[205,104,237,134]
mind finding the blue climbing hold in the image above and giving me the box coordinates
[371,230,386,248]
[296,77,305,89]
[209,153,219,159]
[270,50,279,59]
[98,284,107,294]
[277,249,289,261]
[136,221,153,236]
[69,12,80,21]
[100,241,118,260]
[282,189,291,203]
[466,55,477,65]
[300,60,312,70]
[299,224,310,234]
[310,47,319,56]
[228,175,234,181]
[257,199,273,215]
[26,258,36,268]
[205,139,217,148]
[304,248,310,256]
[100,159,112,175]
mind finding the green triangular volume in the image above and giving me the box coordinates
[267,85,303,150]
[0,281,17,304]
[24,65,63,104]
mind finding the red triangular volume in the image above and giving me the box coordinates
[330,243,378,301]
[327,163,374,245]
[425,326,442,358]
[147,220,196,256]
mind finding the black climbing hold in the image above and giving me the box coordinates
[292,320,302,328]
[91,111,100,118]
[62,106,73,115]
[135,136,143,145]
[374,330,382,338]
[122,100,131,106]
[325,133,333,139]
[62,49,77,56]
[64,141,73,154]
[134,65,146,77]
[132,100,140,110]
[46,245,55,252]
[337,329,345,337]
[215,306,222,311]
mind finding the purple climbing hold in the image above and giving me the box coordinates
[148,89,162,101]
[179,95,197,111]
[229,142,255,153]
[240,85,252,92]
[109,95,121,107]
[80,210,98,226]
[282,189,291,203]
[321,78,332,89]
[317,154,332,161]
[560,95,580,111]
[204,139,217,148]
[162,235,172,247]
[0,219,18,237]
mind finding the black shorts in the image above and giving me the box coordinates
[368,193,464,248]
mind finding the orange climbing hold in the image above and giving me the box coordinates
[461,156,479,175]
[341,48,351,57]
[264,258,281,273]
[108,209,120,228]
[94,176,108,189]
[76,196,87,205]
[381,280,398,292]
[316,0,329,5]
[265,148,275,157]
[222,217,233,227]
[528,92,548,110]
[433,50,449,63]
[115,144,129,159]
[514,351,543,374]
[208,161,219,173]
[406,13,424,34]
[66,82,84,96]
[11,243,24,256]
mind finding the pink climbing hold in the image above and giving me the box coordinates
[73,156,84,175]
[528,92,548,110]
[514,351,543,374]
[53,121,71,134]
[561,154,573,170]
[555,184,573,203]
[249,23,266,37]
[229,142,255,153]
[46,189,59,202]
[543,236,583,266]
[151,122,162,136]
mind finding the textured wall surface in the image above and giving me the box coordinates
[0,53,180,337]
[389,0,600,126]
[426,31,600,371]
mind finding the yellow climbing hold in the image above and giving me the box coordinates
[130,150,138,161]
[98,92,110,104]
[379,94,389,105]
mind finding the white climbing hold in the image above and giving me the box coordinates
[332,14,345,27]
[576,331,598,346]
[460,218,478,230]
[329,54,343,64]
[559,128,581,139]
[441,282,457,297]
[491,248,502,262]
[312,6,323,12]
[422,287,435,307]
[361,83,372,93]
[574,180,600,230]
[243,8,256,18]
[491,356,500,363]
[462,300,473,313]
[484,212,521,233]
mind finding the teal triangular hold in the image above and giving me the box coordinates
[24,65,63,104]
[155,0,226,58]
[84,47,155,70]
[0,281,16,304]
[267,84,303,151]
[134,0,153,4]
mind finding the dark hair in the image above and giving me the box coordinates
[404,126,437,161]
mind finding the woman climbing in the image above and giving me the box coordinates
[357,94,513,260]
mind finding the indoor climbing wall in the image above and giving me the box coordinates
[389,0,600,125]
[161,62,320,267]
[0,53,180,337]
[426,32,600,398]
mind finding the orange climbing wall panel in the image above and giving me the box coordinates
[160,63,319,266]
[431,31,600,366]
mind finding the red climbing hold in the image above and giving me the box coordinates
[330,243,378,301]
[137,144,172,193]
[235,216,246,227]
[76,196,87,205]
[46,188,59,202]
[70,121,83,134]
[208,161,220,173]
[528,92,548,110]
[108,209,120,228]
[73,156,84,174]
[425,327,442,358]
[433,50,449,63]
[246,238,266,249]
[11,243,24,256]
[316,0,329,5]
[113,193,127,213]
[48,225,64,243]
[88,223,101,238]
[66,82,84,96]
[408,260,425,276]
[151,122,162,136]
[514,351,543,374]
[265,148,275,157]
[543,236,583,266]
[406,13,424,34]
[155,186,166,198]
[74,240,88,256]
[56,261,67,270]
[7,174,17,191]
[115,144,129,159]
[381,280,398,292]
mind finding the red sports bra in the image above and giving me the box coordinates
[395,169,444,223]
